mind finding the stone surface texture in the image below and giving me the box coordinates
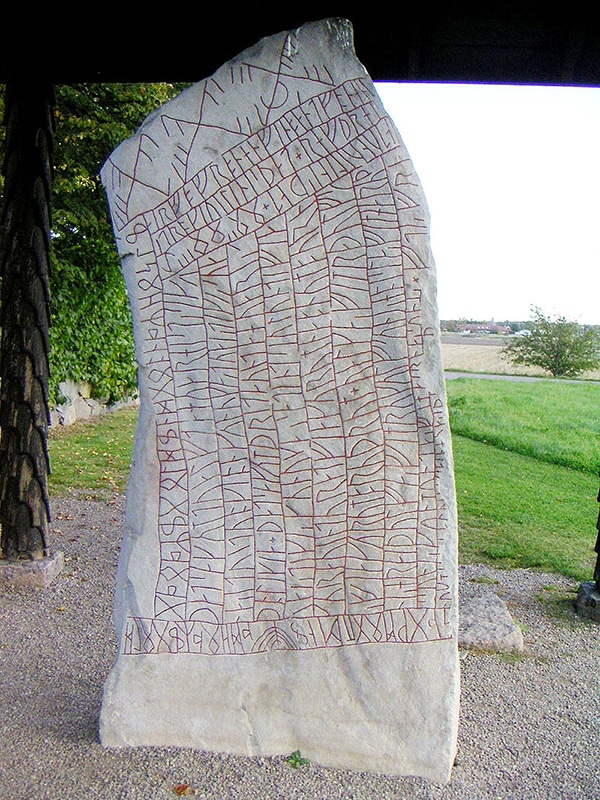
[49,379,138,428]
[0,550,64,588]
[99,18,459,783]
[459,592,524,652]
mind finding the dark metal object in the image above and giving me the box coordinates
[0,79,54,560]
[594,474,600,591]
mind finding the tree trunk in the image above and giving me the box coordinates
[0,79,54,560]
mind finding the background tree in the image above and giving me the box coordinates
[502,307,600,378]
[49,83,186,404]
[2,83,187,406]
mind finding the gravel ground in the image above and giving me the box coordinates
[1,493,599,800]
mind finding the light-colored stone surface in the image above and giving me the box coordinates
[459,592,524,652]
[50,381,103,427]
[458,568,525,652]
[100,18,459,782]
[49,380,138,428]
[0,550,64,588]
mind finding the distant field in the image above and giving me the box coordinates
[441,332,600,380]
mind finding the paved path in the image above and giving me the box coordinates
[444,370,600,384]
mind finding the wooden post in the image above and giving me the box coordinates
[0,79,54,560]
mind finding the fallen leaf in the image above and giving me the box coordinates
[173,785,198,796]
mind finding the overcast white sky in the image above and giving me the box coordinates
[375,82,600,325]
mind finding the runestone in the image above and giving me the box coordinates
[99,18,459,782]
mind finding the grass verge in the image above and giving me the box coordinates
[48,407,138,497]
[446,378,600,474]
[453,435,597,581]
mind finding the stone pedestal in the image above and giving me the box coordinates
[575,581,600,622]
[99,18,459,782]
[0,551,64,588]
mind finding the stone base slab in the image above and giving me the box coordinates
[0,551,64,588]
[575,581,600,622]
[100,640,459,784]
[459,592,524,652]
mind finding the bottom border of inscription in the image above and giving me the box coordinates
[123,608,452,656]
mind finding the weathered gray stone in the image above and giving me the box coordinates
[459,592,524,652]
[49,379,139,428]
[575,581,600,622]
[0,551,64,588]
[99,18,459,782]
[51,380,102,426]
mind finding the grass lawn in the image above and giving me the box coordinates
[446,378,600,474]
[46,380,600,581]
[48,406,138,497]
[452,435,597,580]
[447,378,599,581]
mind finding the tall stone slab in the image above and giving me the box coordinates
[99,18,459,782]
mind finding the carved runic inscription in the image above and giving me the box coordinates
[103,34,452,656]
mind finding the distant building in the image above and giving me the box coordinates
[441,320,513,335]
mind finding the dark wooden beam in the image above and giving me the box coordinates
[0,78,54,560]
[1,7,600,86]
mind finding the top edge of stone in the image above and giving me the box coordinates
[100,17,362,186]
[244,17,357,58]
[193,16,357,82]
